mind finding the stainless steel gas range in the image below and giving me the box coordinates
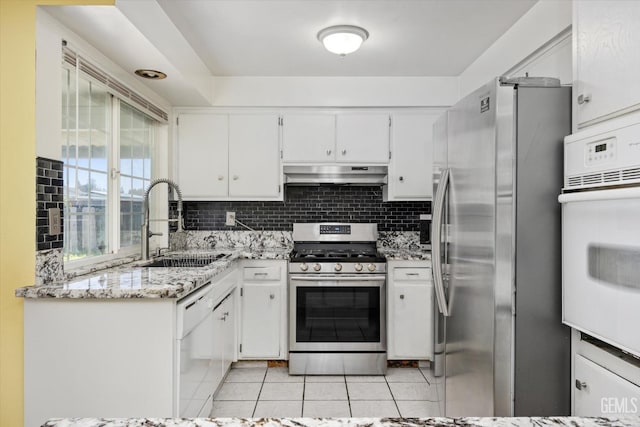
[288,223,387,375]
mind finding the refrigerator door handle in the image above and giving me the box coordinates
[432,167,451,317]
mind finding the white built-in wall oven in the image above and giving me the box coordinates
[560,118,640,358]
[288,223,387,375]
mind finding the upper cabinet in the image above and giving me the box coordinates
[574,1,640,129]
[228,114,281,198]
[282,112,390,164]
[177,114,229,198]
[281,114,335,163]
[336,113,390,163]
[176,112,282,200]
[384,112,439,201]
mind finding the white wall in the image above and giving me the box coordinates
[458,0,572,100]
[35,8,171,161]
[210,76,459,108]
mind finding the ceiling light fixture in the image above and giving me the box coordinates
[134,69,167,80]
[317,25,369,56]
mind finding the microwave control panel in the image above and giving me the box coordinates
[584,137,617,167]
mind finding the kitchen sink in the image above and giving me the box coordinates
[143,253,229,268]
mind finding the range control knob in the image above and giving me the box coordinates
[354,263,363,272]
[299,263,308,271]
[313,263,322,272]
[334,263,343,272]
[367,263,376,272]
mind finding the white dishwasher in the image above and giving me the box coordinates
[176,283,217,417]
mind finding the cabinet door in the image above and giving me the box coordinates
[177,114,228,199]
[222,292,235,373]
[228,114,281,198]
[336,113,390,163]
[240,283,281,358]
[574,354,640,416]
[390,282,434,359]
[389,113,438,199]
[575,1,640,127]
[282,114,335,163]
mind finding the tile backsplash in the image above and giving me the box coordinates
[171,185,431,232]
[36,157,64,251]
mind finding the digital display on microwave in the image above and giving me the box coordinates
[595,143,607,153]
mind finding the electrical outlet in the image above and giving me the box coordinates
[225,211,236,226]
[48,208,61,235]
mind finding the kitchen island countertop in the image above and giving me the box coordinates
[40,416,640,427]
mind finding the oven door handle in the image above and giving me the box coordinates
[558,187,640,203]
[289,275,385,282]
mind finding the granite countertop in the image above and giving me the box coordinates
[16,248,290,300]
[40,416,640,427]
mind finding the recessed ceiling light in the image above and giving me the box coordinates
[134,69,167,80]
[317,25,369,56]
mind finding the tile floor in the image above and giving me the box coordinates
[211,362,443,418]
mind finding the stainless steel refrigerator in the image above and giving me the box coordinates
[431,77,572,416]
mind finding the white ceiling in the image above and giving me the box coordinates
[43,0,539,106]
[156,0,537,77]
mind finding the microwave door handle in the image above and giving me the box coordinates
[432,168,451,317]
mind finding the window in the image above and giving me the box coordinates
[61,57,159,264]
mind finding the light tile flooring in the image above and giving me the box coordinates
[211,362,443,418]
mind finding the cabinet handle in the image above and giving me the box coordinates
[575,379,587,390]
[341,149,347,155]
[233,175,239,180]
[269,294,275,300]
[326,149,332,156]
[220,315,227,321]
[400,294,405,299]
[399,176,404,182]
[406,273,420,276]
[218,175,224,181]
[577,93,591,105]
[223,311,229,316]
[254,272,268,277]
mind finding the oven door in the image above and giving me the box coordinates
[559,187,640,357]
[289,275,386,352]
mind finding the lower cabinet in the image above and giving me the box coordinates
[23,268,238,426]
[572,330,640,416]
[238,260,287,359]
[387,261,434,360]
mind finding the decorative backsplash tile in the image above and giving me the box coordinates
[171,185,431,232]
[36,157,64,251]
[170,230,293,251]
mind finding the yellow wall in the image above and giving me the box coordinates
[0,1,113,425]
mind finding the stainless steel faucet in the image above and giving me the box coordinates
[141,178,184,260]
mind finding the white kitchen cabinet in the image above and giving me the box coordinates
[23,269,238,426]
[192,290,236,418]
[574,1,640,129]
[239,260,287,359]
[177,113,229,198]
[281,113,336,163]
[571,329,640,417]
[384,112,439,201]
[228,114,281,198]
[574,354,640,417]
[387,261,434,360]
[336,113,390,163]
[175,112,282,200]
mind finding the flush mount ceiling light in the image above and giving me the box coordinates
[134,69,167,80]
[317,25,369,56]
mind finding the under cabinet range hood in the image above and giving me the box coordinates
[283,165,388,185]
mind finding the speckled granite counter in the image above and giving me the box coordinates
[16,249,289,299]
[40,416,640,427]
